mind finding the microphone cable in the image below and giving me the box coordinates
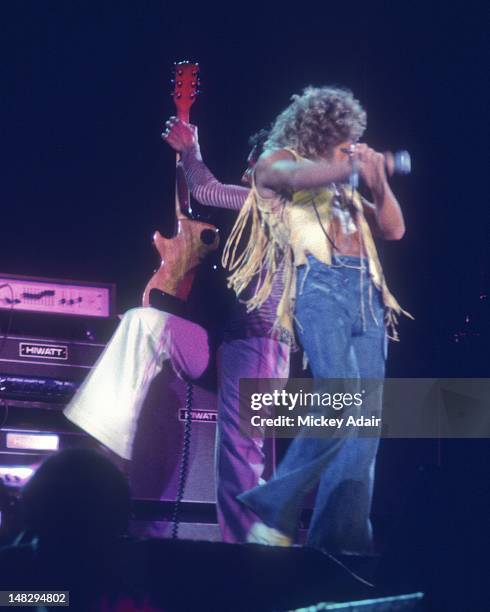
[171,381,194,539]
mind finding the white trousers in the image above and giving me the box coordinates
[64,306,290,542]
[64,308,210,459]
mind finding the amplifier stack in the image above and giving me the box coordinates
[0,273,279,543]
[0,274,117,492]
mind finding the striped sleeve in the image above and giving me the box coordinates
[179,146,249,211]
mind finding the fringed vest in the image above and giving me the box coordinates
[222,150,412,343]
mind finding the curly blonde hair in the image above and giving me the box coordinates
[266,86,367,159]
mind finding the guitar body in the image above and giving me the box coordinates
[142,61,219,308]
[142,219,219,305]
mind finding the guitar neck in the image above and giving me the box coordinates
[171,61,199,221]
[175,162,190,221]
[174,109,191,220]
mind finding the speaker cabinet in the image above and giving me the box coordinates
[129,362,275,505]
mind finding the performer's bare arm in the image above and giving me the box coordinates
[256,146,405,240]
[255,150,353,195]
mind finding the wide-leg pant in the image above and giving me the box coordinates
[238,255,387,553]
[216,338,289,542]
[64,308,210,460]
[64,307,289,543]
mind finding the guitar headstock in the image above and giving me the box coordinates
[172,61,200,122]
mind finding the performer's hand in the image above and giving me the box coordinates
[161,117,198,152]
[353,143,388,197]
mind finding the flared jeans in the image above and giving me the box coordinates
[239,255,387,553]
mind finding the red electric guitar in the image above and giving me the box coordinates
[142,61,219,307]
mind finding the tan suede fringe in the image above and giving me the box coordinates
[222,151,412,345]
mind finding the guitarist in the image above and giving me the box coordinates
[162,118,291,544]
[64,124,290,544]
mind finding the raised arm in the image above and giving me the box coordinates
[254,150,354,196]
[256,146,405,240]
[179,146,249,211]
[162,117,249,211]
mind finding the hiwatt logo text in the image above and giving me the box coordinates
[19,343,68,360]
[179,409,217,424]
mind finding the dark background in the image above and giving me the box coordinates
[0,1,488,606]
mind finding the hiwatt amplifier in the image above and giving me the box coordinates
[0,271,117,381]
[0,309,119,383]
[129,360,220,505]
[0,309,118,474]
[0,404,103,495]
[0,309,118,465]
[0,273,115,318]
[129,361,276,505]
[128,361,277,541]
[0,278,118,491]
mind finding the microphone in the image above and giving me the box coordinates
[384,150,411,175]
[347,149,411,188]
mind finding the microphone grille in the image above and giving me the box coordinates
[394,150,411,175]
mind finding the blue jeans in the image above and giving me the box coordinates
[238,255,387,553]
